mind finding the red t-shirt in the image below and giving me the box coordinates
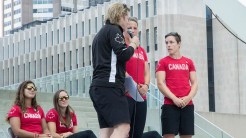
[156,56,196,105]
[126,46,148,100]
[7,105,45,134]
[45,108,77,133]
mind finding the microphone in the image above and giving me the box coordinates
[127,29,133,38]
[128,29,138,49]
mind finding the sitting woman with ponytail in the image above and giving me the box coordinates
[46,89,96,138]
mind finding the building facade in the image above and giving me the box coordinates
[0,0,246,115]
[61,0,89,14]
[0,0,61,37]
[2,0,33,36]
[33,0,61,21]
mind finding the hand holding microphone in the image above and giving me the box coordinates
[128,29,139,49]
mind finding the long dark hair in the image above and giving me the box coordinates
[53,89,74,128]
[14,80,39,112]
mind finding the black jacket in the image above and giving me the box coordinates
[90,20,134,90]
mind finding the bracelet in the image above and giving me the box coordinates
[145,84,149,88]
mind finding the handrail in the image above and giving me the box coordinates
[0,127,7,138]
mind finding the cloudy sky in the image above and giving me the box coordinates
[238,0,246,6]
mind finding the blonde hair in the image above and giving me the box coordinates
[105,2,130,24]
[129,17,138,26]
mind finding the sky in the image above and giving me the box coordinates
[239,0,246,6]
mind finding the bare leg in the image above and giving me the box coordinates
[99,128,114,138]
[110,123,130,138]
[180,135,192,138]
[163,134,175,138]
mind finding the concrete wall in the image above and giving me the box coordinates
[213,19,246,114]
[198,111,246,138]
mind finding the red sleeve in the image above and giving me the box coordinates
[38,106,45,119]
[46,109,58,122]
[141,47,148,62]
[7,105,21,120]
[72,113,77,126]
[156,58,166,72]
[189,59,196,72]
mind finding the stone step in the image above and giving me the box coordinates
[87,122,99,129]
[0,97,93,111]
[0,90,93,102]
[1,89,99,136]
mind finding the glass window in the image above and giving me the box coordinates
[154,27,157,50]
[58,54,59,73]
[89,45,91,65]
[57,29,59,44]
[12,67,14,84]
[23,40,25,54]
[89,19,91,35]
[46,57,47,75]
[64,53,66,71]
[51,31,53,45]
[63,27,65,42]
[51,56,53,74]
[34,37,36,50]
[130,6,133,17]
[46,33,47,47]
[33,9,37,13]
[138,31,141,42]
[138,3,141,20]
[82,21,84,36]
[69,25,71,40]
[28,62,30,79]
[70,51,72,70]
[34,61,36,78]
[95,17,98,32]
[48,8,53,12]
[29,38,31,52]
[76,49,78,68]
[146,1,149,17]
[154,0,157,15]
[40,35,41,48]
[76,24,78,38]
[146,29,149,52]
[102,15,104,26]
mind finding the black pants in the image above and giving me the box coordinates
[67,130,97,138]
[127,97,147,138]
[142,131,162,138]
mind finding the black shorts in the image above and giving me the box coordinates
[89,86,130,128]
[161,104,194,136]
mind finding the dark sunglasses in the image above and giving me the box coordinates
[25,86,37,91]
[58,96,69,101]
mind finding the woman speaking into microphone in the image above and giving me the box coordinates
[124,17,150,138]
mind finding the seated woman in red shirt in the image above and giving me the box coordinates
[46,89,96,138]
[7,80,51,138]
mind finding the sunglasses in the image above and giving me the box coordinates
[58,96,69,101]
[25,86,37,91]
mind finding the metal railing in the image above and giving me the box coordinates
[0,66,93,97]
